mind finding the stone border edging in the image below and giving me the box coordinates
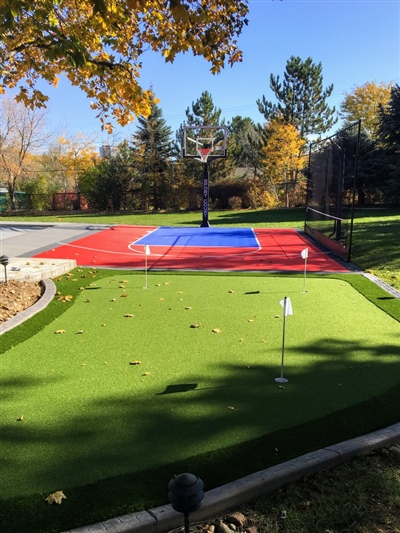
[62,421,400,533]
[0,279,56,335]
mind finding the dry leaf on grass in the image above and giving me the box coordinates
[212,328,222,333]
[124,313,134,317]
[45,490,67,505]
[17,415,24,421]
[190,324,200,328]
[54,329,66,334]
[129,360,141,365]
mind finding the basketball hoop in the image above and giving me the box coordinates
[197,147,211,163]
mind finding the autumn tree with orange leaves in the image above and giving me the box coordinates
[0,0,249,131]
[262,119,306,206]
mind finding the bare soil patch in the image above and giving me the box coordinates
[0,280,43,324]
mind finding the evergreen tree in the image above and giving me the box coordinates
[79,141,137,210]
[378,84,400,153]
[185,90,223,126]
[228,116,264,176]
[377,84,400,203]
[257,56,337,139]
[133,102,174,210]
[177,91,227,184]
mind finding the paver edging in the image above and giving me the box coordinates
[0,278,56,335]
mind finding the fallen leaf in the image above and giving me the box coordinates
[129,360,141,365]
[159,297,165,301]
[120,280,128,284]
[212,328,221,333]
[54,329,66,334]
[248,319,254,323]
[190,324,200,328]
[228,406,236,410]
[163,282,171,285]
[228,290,236,293]
[45,491,67,505]
[124,314,134,317]
[17,416,24,421]
[84,298,91,303]
[120,293,128,297]
[184,307,192,310]
[143,371,151,376]
[76,330,84,334]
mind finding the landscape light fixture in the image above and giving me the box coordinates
[0,255,9,284]
[168,472,204,533]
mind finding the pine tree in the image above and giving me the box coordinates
[377,84,400,203]
[133,102,174,210]
[378,84,400,153]
[257,56,337,139]
[177,91,228,184]
[185,91,223,126]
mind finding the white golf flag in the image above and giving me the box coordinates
[301,248,309,260]
[280,297,293,316]
[145,245,151,256]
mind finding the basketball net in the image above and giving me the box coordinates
[197,147,211,163]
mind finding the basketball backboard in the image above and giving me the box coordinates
[183,125,227,162]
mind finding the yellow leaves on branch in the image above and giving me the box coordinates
[0,0,248,130]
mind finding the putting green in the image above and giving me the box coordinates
[1,273,399,499]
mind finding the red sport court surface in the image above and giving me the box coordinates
[34,225,350,273]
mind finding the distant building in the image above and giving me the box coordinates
[99,145,119,159]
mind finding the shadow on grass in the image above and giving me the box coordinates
[1,333,400,533]
[351,218,400,271]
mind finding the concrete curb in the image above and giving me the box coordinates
[62,422,400,533]
[0,278,56,335]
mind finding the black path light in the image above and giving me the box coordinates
[0,255,9,284]
[168,473,204,533]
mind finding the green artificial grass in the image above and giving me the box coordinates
[1,270,400,532]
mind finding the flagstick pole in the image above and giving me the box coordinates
[144,246,148,289]
[302,255,307,293]
[276,297,289,383]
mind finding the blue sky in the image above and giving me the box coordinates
[12,0,400,149]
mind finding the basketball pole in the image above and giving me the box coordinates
[201,161,210,228]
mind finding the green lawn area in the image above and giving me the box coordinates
[1,269,400,532]
[1,207,399,532]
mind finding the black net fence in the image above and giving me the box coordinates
[305,121,361,261]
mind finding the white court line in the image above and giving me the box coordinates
[54,240,333,260]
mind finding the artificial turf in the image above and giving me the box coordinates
[1,270,399,532]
